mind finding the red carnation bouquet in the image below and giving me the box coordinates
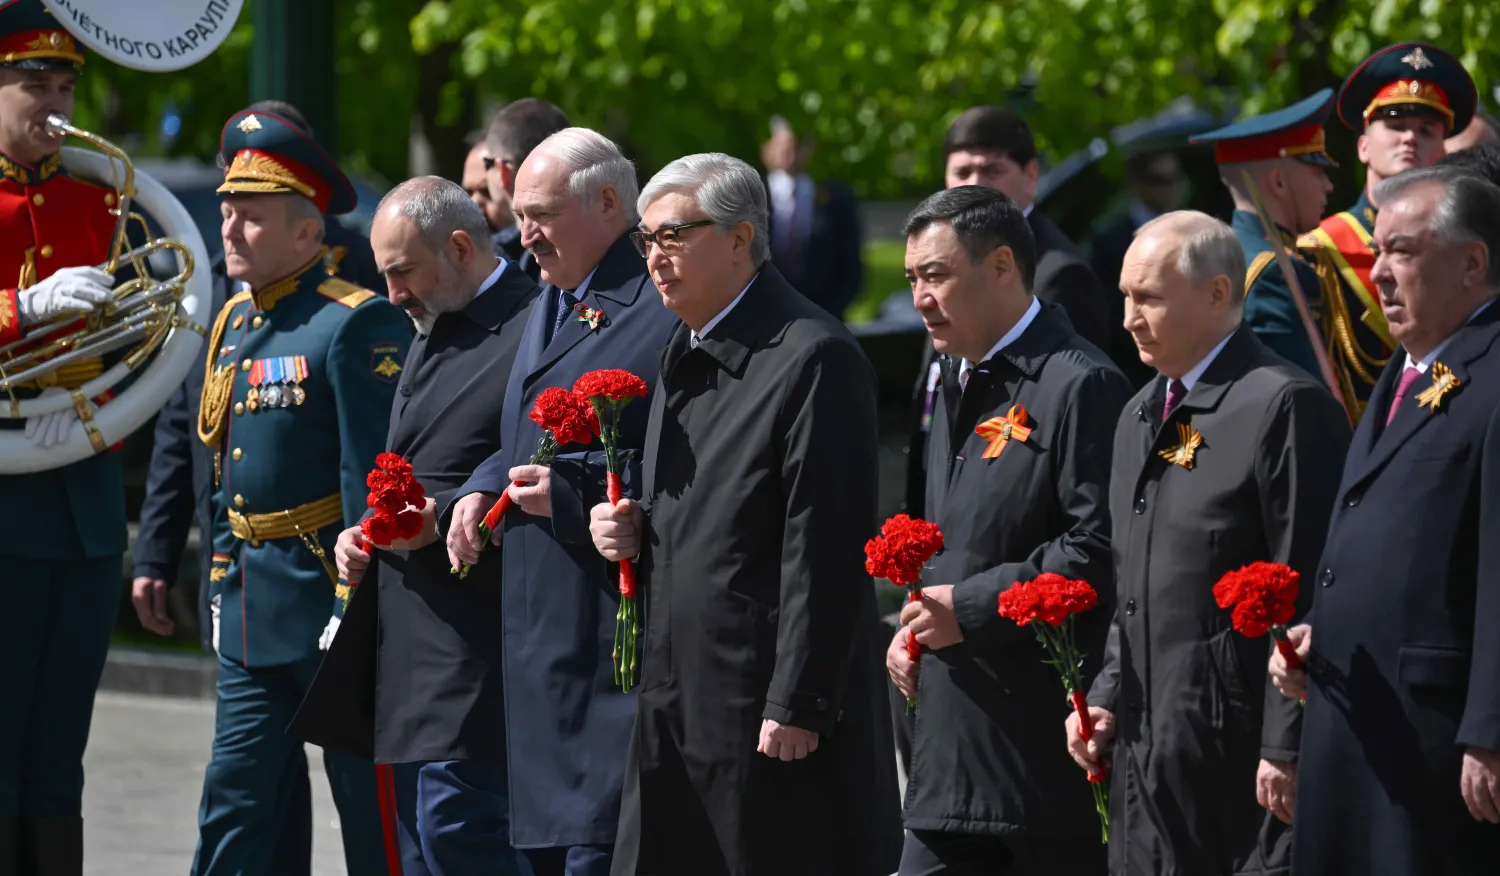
[1213,561,1303,696]
[997,572,1109,842]
[337,453,426,608]
[453,387,599,578]
[864,514,944,712]
[574,368,650,692]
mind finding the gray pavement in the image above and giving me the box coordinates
[82,691,350,876]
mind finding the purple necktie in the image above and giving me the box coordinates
[1386,366,1423,427]
[1162,378,1187,420]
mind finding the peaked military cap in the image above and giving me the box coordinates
[0,0,82,71]
[1191,89,1337,167]
[217,109,357,215]
[1337,42,1476,135]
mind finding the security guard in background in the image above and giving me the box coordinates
[1299,41,1476,421]
[1191,89,1338,384]
[0,3,129,872]
[191,108,410,876]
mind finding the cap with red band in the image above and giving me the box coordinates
[1336,42,1475,135]
[0,0,83,70]
[1190,89,1337,168]
[216,110,357,216]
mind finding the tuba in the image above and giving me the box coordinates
[0,0,237,473]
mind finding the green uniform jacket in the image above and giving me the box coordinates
[1237,210,1327,384]
[202,257,410,668]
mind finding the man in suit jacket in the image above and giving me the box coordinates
[761,117,864,318]
[1071,211,1350,875]
[292,177,540,875]
[588,152,901,876]
[445,129,677,876]
[1271,165,1500,875]
[884,186,1129,875]
[483,98,572,279]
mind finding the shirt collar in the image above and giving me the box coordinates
[0,151,63,186]
[960,296,1041,379]
[1175,329,1237,391]
[1022,202,1034,218]
[566,265,600,302]
[1404,298,1496,373]
[472,258,507,303]
[692,274,758,345]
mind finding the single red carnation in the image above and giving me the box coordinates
[998,581,1042,626]
[865,515,943,586]
[370,488,406,516]
[574,368,650,402]
[1213,562,1299,639]
[361,515,394,545]
[530,387,601,447]
[367,469,397,492]
[864,536,893,581]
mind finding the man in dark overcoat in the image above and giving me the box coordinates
[1070,211,1350,875]
[444,128,678,876]
[1269,166,1500,874]
[587,152,901,876]
[882,186,1131,874]
[290,177,541,875]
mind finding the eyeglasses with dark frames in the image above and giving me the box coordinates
[630,220,716,257]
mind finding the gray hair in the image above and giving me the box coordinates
[535,127,640,222]
[376,176,493,254]
[283,194,326,244]
[1374,165,1500,285]
[637,153,771,266]
[1135,210,1248,305]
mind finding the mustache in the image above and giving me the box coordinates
[528,242,557,257]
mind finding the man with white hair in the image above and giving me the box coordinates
[446,128,676,876]
[1070,210,1349,875]
[293,176,542,876]
[1270,165,1500,875]
[587,153,901,875]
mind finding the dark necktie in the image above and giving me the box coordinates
[1385,366,1423,427]
[546,289,577,346]
[1162,378,1187,420]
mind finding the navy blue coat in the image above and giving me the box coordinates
[448,233,677,848]
[1295,302,1500,875]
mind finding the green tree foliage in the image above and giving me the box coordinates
[69,0,1500,196]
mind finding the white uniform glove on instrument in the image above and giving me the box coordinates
[318,616,341,651]
[210,593,222,656]
[23,386,87,449]
[16,266,113,325]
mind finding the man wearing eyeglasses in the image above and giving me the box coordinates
[444,128,675,876]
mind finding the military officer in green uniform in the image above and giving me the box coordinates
[191,108,411,876]
[1300,42,1476,421]
[1190,89,1338,387]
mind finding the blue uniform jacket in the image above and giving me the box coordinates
[204,256,409,668]
[1237,210,1328,385]
[447,233,678,847]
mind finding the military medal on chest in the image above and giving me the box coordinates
[245,356,309,412]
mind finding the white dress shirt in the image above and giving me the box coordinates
[691,274,758,348]
[958,295,1042,387]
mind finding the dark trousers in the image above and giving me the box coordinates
[0,555,120,818]
[192,655,388,876]
[392,759,530,876]
[524,843,613,876]
[268,750,313,876]
[899,829,1108,876]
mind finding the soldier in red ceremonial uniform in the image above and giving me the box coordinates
[1299,42,1477,422]
[0,2,132,874]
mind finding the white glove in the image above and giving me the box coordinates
[16,266,113,325]
[23,386,85,448]
[210,593,222,656]
[318,616,341,651]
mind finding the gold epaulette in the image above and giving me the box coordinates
[316,277,375,309]
[197,290,252,449]
[1245,251,1277,291]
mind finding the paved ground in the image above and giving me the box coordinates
[82,691,349,876]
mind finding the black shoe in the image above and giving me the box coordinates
[18,818,81,876]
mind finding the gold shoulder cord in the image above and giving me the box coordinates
[197,296,244,485]
[1302,247,1384,422]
